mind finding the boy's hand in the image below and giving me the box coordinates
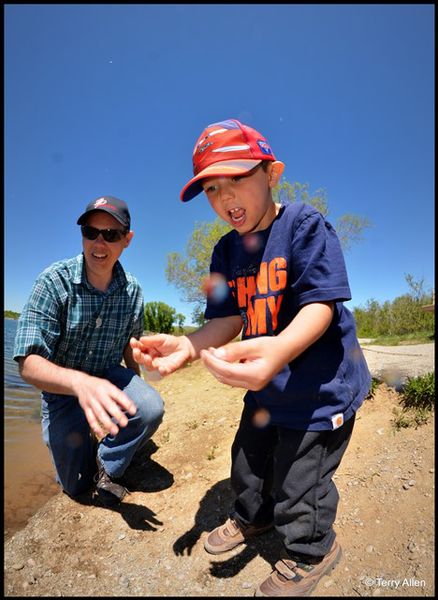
[200,337,285,391]
[130,335,194,376]
[200,302,335,390]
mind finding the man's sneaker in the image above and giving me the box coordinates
[94,457,129,507]
[204,516,273,555]
[255,540,342,597]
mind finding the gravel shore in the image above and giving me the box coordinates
[4,343,435,597]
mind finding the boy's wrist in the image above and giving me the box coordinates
[182,335,198,361]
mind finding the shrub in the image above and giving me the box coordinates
[392,372,434,430]
[400,372,435,412]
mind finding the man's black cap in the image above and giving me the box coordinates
[77,196,131,229]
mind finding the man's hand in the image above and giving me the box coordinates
[72,374,137,439]
[18,354,138,440]
[130,334,194,376]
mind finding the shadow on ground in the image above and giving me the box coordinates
[172,478,284,578]
[68,439,174,532]
[120,439,174,493]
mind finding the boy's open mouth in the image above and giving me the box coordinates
[229,207,245,224]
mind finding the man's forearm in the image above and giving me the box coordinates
[18,354,87,396]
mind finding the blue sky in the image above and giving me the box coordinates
[4,4,434,325]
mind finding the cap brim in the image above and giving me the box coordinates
[180,159,263,202]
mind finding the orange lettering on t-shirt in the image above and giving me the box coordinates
[237,276,256,308]
[256,262,268,294]
[267,295,284,331]
[269,257,287,291]
[245,298,267,336]
[232,257,288,335]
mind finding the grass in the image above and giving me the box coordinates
[365,377,381,400]
[400,372,434,411]
[360,332,434,346]
[392,372,435,430]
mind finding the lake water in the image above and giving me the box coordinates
[4,318,59,539]
[4,318,41,425]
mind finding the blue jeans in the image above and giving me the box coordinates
[41,365,164,497]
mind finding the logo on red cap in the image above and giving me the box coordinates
[181,119,277,202]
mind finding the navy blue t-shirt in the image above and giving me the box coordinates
[205,202,371,431]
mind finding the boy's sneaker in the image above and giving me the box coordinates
[204,516,274,554]
[255,540,342,596]
[94,457,129,507]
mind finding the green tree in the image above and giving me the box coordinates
[353,274,434,338]
[166,219,231,325]
[272,181,370,251]
[4,310,20,320]
[167,179,371,324]
[175,312,186,333]
[144,301,176,334]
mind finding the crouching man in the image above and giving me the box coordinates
[14,196,164,506]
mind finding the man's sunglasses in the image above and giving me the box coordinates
[81,225,128,243]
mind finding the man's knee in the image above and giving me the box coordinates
[129,377,164,427]
[138,385,165,427]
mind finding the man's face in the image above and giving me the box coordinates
[81,211,133,280]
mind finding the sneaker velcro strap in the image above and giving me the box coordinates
[275,560,298,580]
[225,519,241,536]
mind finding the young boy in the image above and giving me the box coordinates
[130,119,371,596]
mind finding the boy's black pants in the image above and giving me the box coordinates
[230,404,355,560]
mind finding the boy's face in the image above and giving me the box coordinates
[201,161,284,235]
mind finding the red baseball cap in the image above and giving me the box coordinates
[180,119,277,202]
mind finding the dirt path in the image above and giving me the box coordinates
[359,342,434,386]
[4,348,435,597]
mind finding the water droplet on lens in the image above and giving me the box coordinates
[203,273,228,303]
[252,408,271,428]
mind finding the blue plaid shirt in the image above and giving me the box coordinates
[14,253,144,377]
